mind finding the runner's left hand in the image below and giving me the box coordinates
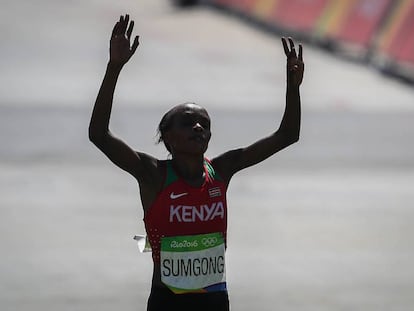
[282,37,304,87]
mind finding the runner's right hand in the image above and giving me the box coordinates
[109,14,139,67]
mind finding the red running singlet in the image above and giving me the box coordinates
[144,159,228,263]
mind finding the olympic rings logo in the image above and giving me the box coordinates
[201,237,218,247]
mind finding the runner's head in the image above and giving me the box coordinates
[157,102,211,156]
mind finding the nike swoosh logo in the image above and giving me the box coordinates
[170,192,188,199]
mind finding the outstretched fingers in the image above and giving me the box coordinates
[131,36,140,54]
[288,37,297,58]
[282,37,290,57]
[111,21,120,38]
[126,20,134,41]
[112,14,134,39]
[126,17,139,55]
[119,14,129,35]
[282,37,302,59]
[298,44,303,62]
[282,37,295,57]
[109,14,140,64]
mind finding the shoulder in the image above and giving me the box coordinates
[135,156,169,212]
[210,149,243,184]
[134,152,166,187]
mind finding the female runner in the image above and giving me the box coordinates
[89,14,304,311]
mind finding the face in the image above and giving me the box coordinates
[164,103,211,156]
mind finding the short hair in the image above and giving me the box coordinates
[156,102,199,152]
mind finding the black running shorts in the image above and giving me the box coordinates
[147,287,230,311]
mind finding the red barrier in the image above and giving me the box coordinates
[251,0,280,20]
[383,0,414,64]
[208,0,414,80]
[313,0,358,40]
[332,0,392,48]
[269,0,330,33]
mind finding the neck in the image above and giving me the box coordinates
[171,154,205,182]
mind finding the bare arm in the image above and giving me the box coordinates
[89,15,159,185]
[212,37,304,182]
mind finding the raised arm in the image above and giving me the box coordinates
[89,15,157,182]
[212,37,304,182]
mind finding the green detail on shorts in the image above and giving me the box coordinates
[161,233,223,252]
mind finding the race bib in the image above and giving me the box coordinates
[160,232,226,294]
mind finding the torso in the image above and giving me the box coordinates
[143,159,228,292]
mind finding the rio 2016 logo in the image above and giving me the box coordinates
[201,237,218,247]
[170,240,198,248]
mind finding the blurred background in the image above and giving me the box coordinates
[1,0,414,310]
